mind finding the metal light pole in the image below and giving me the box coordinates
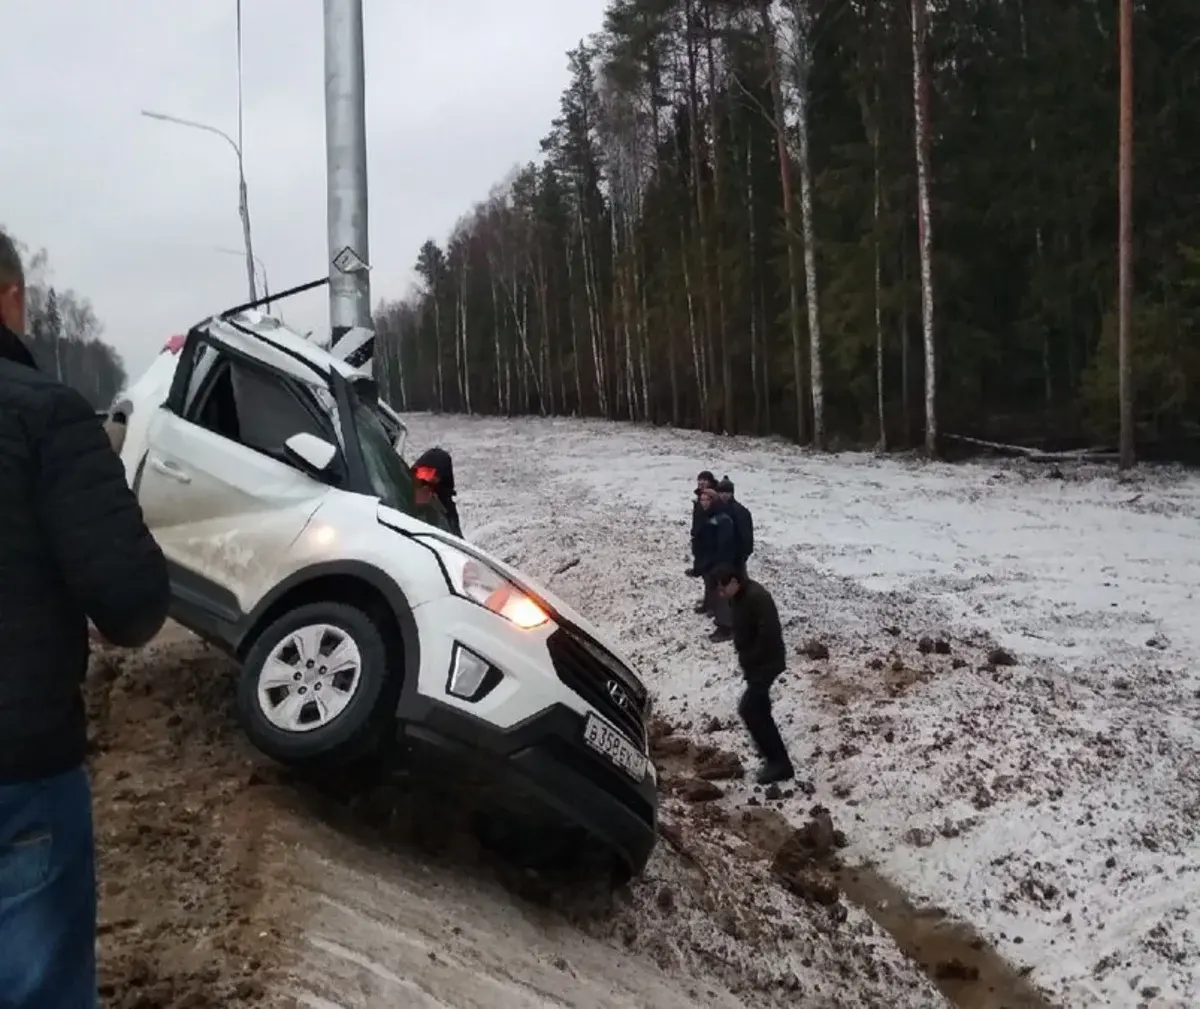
[324,0,373,373]
[234,0,257,304]
[142,106,258,302]
[215,247,269,307]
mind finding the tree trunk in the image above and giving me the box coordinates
[565,240,584,414]
[433,287,445,411]
[453,277,464,409]
[647,46,676,425]
[536,249,555,414]
[761,3,806,444]
[900,231,911,444]
[911,0,937,457]
[1117,0,1134,469]
[793,4,825,449]
[747,134,761,433]
[490,270,504,413]
[579,204,608,416]
[872,91,886,451]
[685,0,715,429]
[460,267,473,414]
[705,2,732,434]
[1017,0,1051,413]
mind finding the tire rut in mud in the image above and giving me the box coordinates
[649,717,1057,1008]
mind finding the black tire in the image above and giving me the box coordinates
[237,601,400,766]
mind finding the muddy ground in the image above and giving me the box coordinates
[86,626,963,1008]
[87,626,294,1007]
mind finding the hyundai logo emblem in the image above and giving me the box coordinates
[607,680,632,711]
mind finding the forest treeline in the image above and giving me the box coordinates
[374,0,1197,453]
[6,232,127,408]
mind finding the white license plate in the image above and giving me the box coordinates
[583,713,646,781]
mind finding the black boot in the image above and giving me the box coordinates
[710,627,733,643]
[755,760,794,785]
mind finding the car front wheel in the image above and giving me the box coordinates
[237,601,398,765]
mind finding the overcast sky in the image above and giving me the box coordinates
[1,0,606,376]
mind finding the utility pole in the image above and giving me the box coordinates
[324,0,374,374]
[235,0,257,304]
[143,110,257,302]
[1117,0,1134,469]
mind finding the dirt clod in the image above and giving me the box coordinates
[679,778,725,803]
[652,734,692,757]
[648,714,676,743]
[799,639,830,660]
[694,748,744,781]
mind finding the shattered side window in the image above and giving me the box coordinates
[183,343,218,414]
[310,384,344,448]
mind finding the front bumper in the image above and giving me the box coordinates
[395,689,658,876]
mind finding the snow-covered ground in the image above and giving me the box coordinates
[408,413,1200,1008]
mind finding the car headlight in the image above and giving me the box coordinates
[432,541,550,630]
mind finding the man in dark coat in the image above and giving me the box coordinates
[713,563,794,784]
[0,230,171,1007]
[412,446,462,537]
[718,476,753,575]
[693,486,737,642]
[412,463,454,532]
[687,470,717,609]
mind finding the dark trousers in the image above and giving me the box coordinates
[703,573,733,629]
[738,676,790,766]
[0,765,96,1007]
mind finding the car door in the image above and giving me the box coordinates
[136,339,341,625]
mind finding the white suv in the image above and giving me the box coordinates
[107,307,656,877]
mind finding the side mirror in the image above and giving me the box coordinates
[284,432,337,473]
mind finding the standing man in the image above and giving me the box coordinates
[412,463,453,532]
[0,230,171,1007]
[718,476,753,576]
[686,470,717,611]
[694,486,737,643]
[713,563,794,784]
[412,446,462,537]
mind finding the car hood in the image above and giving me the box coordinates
[376,504,645,695]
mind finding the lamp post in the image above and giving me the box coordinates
[324,0,372,371]
[215,247,269,308]
[142,108,258,302]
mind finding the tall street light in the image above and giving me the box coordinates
[215,246,270,308]
[142,108,258,303]
[142,3,256,302]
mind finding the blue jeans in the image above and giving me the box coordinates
[0,766,96,1008]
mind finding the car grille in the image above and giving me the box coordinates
[546,628,647,748]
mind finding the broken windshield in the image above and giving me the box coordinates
[351,396,414,513]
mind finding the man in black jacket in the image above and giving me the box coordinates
[0,231,170,1007]
[687,470,716,610]
[713,563,794,784]
[413,446,462,537]
[718,476,753,575]
[694,487,737,643]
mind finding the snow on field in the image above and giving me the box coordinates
[406,413,1200,1008]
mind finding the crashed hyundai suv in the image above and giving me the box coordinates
[106,303,656,877]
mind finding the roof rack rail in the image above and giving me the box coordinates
[219,275,330,319]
